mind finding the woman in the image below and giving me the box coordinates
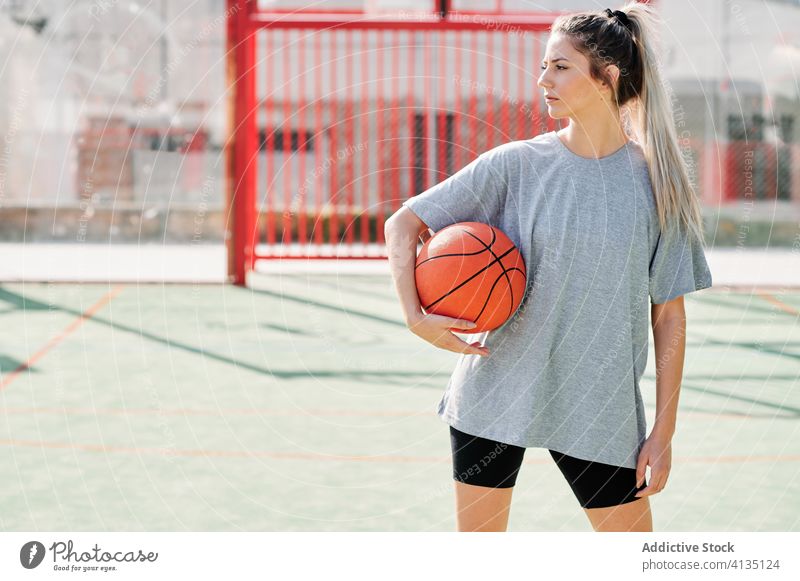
[384,3,712,532]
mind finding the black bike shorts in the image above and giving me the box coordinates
[450,425,648,509]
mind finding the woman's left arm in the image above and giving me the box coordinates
[635,296,687,498]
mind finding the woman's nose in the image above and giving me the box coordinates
[537,75,549,90]
[537,70,550,89]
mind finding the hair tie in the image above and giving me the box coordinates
[604,8,633,33]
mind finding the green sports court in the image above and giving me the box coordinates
[1,277,797,531]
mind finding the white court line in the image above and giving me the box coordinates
[0,244,798,286]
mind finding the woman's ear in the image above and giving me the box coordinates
[605,64,621,93]
[601,65,619,97]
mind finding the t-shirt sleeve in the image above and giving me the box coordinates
[401,148,508,233]
[648,220,713,304]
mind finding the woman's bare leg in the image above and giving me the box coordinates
[583,497,653,532]
[453,480,515,532]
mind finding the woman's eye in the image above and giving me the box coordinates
[540,65,566,70]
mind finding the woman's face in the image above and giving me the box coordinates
[537,33,616,121]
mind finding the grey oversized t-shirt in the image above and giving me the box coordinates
[402,130,713,469]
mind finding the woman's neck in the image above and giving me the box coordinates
[557,120,629,159]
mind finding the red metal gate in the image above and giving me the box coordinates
[226,1,558,285]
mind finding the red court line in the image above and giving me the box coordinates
[0,437,797,465]
[0,406,775,421]
[0,285,125,391]
[756,292,800,316]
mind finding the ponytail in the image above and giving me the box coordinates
[623,2,706,244]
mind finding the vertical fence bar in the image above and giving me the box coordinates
[453,31,463,172]
[516,32,524,140]
[329,30,339,246]
[345,29,355,246]
[227,0,257,286]
[534,32,542,134]
[485,32,494,150]
[437,30,447,191]
[298,28,308,245]
[423,31,431,192]
[282,29,293,245]
[314,31,324,246]
[409,31,417,199]
[501,32,509,142]
[391,29,401,212]
[360,30,370,247]
[469,30,478,158]
[376,30,387,244]
[265,31,276,246]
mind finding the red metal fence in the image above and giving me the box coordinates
[226,1,558,285]
[225,1,799,286]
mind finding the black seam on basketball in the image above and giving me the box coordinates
[414,228,497,269]
[472,267,526,322]
[423,245,516,310]
[462,228,517,315]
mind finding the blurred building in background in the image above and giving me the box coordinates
[0,0,798,245]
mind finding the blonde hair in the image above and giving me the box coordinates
[552,1,706,244]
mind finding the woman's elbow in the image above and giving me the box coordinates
[385,207,428,237]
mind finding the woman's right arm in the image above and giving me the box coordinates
[384,207,430,325]
[384,208,490,357]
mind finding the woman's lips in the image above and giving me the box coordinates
[545,96,559,102]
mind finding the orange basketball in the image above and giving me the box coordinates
[415,222,527,333]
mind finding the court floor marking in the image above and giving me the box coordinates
[0,284,125,391]
[0,437,797,465]
[696,293,797,319]
[757,291,800,317]
[680,381,800,415]
[3,286,423,381]
[0,406,787,421]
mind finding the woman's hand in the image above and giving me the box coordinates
[634,429,673,498]
[406,312,490,357]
